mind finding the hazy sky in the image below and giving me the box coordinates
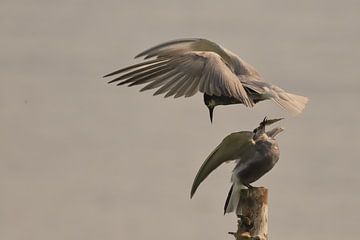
[1,1,359,240]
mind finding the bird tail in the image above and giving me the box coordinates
[270,86,309,115]
[224,183,245,214]
[241,80,308,115]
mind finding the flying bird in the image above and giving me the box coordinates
[104,38,308,122]
[190,117,284,214]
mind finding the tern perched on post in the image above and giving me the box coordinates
[190,117,284,214]
[104,38,308,122]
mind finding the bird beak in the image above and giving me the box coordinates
[262,117,284,126]
[208,106,214,123]
[266,127,285,138]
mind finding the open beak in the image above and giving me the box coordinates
[208,106,214,123]
[254,117,284,136]
[266,127,285,138]
[262,117,284,126]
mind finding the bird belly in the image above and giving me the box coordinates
[203,91,266,108]
[236,157,275,184]
[204,94,242,106]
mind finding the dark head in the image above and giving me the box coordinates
[253,117,283,139]
[204,94,216,123]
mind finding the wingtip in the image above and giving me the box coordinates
[190,189,195,199]
[134,53,142,59]
[190,183,199,199]
[107,79,121,84]
[134,51,150,59]
[103,71,120,78]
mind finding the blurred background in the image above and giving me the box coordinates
[1,1,359,239]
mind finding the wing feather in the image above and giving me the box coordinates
[107,61,169,84]
[152,72,184,96]
[104,58,168,77]
[174,75,194,98]
[190,131,254,198]
[113,66,170,86]
[184,75,201,97]
[118,68,170,86]
[105,51,253,106]
[164,74,189,98]
[139,72,176,91]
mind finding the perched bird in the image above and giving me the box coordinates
[104,38,308,122]
[190,117,284,214]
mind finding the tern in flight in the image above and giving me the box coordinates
[104,38,308,122]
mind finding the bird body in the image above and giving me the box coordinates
[233,138,280,185]
[225,132,280,213]
[190,118,283,214]
[104,38,308,122]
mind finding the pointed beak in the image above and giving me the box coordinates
[266,127,285,138]
[263,117,284,126]
[255,117,284,135]
[208,106,214,123]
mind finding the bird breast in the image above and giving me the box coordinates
[232,140,280,185]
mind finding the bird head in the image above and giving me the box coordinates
[203,94,216,123]
[253,117,283,140]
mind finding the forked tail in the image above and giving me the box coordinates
[241,80,309,115]
[271,88,309,115]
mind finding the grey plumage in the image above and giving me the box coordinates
[190,117,284,214]
[104,38,308,122]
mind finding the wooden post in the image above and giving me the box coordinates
[228,187,268,240]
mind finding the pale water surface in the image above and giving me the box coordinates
[1,1,359,240]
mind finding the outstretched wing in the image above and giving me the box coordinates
[135,38,261,78]
[104,38,259,107]
[135,38,230,61]
[190,131,254,198]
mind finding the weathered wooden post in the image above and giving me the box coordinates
[228,187,268,240]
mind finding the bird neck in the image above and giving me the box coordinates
[254,133,269,142]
